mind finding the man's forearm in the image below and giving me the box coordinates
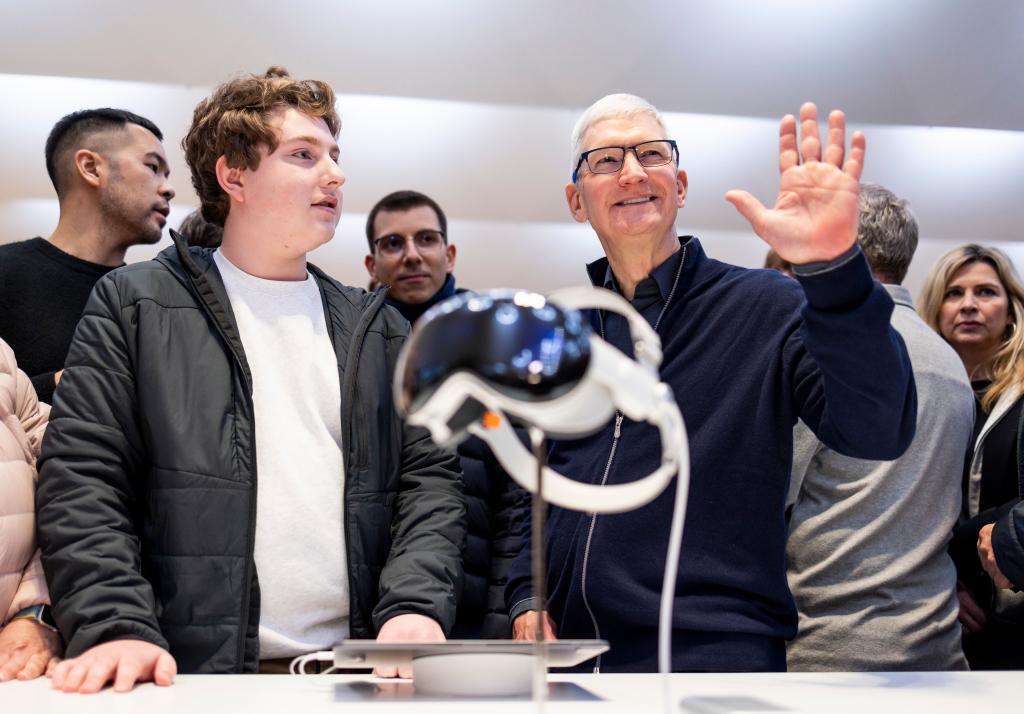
[792,248,916,460]
[374,432,465,633]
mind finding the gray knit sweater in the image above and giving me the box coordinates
[786,284,971,671]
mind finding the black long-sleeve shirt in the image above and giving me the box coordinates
[0,238,116,403]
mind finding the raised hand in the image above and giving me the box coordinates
[726,102,865,265]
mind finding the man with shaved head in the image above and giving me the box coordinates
[0,108,175,403]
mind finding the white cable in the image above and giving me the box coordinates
[288,650,334,675]
[658,400,690,714]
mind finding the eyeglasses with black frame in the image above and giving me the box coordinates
[571,140,679,183]
[374,230,447,256]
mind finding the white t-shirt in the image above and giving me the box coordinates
[214,250,349,659]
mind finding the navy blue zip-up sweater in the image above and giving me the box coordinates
[506,237,916,672]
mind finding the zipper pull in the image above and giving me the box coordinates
[613,413,623,439]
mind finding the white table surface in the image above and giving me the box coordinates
[2,671,1021,713]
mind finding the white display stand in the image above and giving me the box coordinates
[5,672,1022,713]
[331,640,608,697]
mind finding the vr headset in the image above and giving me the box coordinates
[394,287,688,514]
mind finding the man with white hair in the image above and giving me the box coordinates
[506,95,916,672]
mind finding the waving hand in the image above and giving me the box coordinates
[726,102,865,264]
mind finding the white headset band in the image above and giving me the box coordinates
[468,415,680,514]
[546,286,663,371]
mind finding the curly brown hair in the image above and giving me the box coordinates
[182,66,340,226]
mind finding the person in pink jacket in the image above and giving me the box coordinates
[0,338,61,681]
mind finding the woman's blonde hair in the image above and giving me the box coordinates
[918,243,1024,411]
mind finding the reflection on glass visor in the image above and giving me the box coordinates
[400,292,592,412]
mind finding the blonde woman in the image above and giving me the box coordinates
[0,338,61,680]
[919,244,1024,669]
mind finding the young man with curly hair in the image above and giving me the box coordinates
[37,68,464,691]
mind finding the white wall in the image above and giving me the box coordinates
[2,73,1021,300]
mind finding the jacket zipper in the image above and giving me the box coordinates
[332,282,390,637]
[239,389,258,670]
[578,245,685,674]
[174,247,258,673]
[580,410,622,673]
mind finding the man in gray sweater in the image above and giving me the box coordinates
[786,184,971,671]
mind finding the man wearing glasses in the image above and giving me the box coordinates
[364,191,457,321]
[506,94,916,672]
[365,190,528,639]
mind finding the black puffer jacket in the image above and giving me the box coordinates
[451,435,529,638]
[385,278,528,639]
[37,236,465,672]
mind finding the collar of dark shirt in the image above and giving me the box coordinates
[385,273,458,325]
[597,243,685,313]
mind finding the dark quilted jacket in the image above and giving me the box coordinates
[385,280,528,639]
[37,234,465,672]
[451,435,529,638]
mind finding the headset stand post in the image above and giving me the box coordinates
[529,425,548,711]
